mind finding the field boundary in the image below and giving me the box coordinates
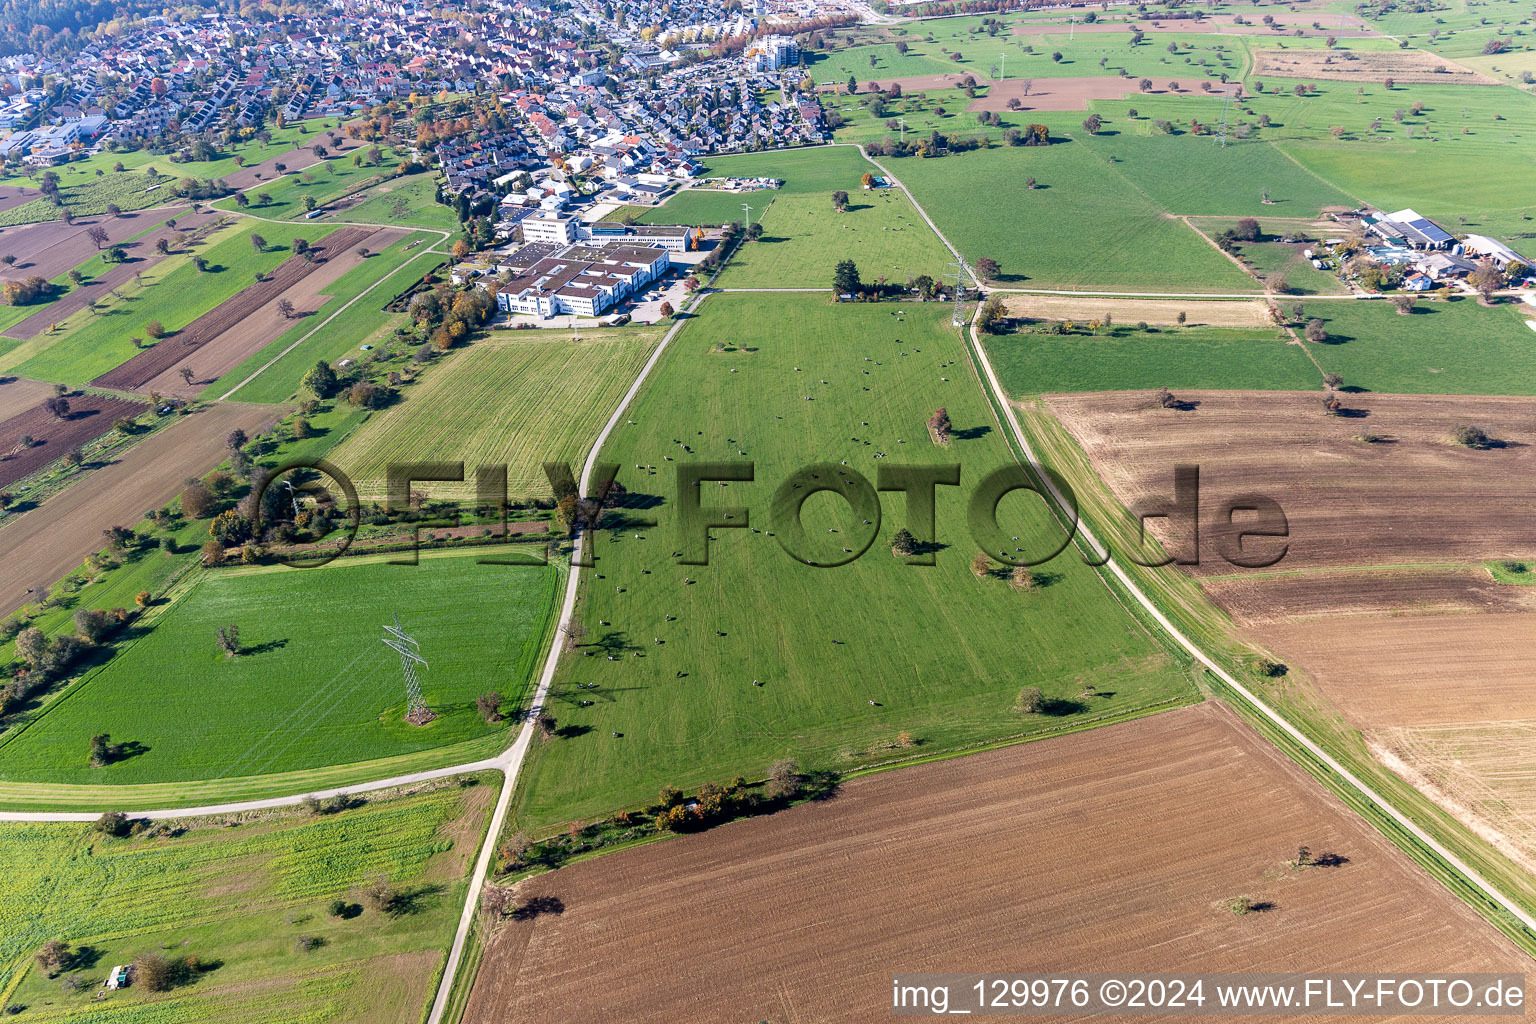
[842,142,1536,945]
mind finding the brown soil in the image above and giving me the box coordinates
[1203,567,1536,626]
[0,401,279,615]
[970,76,1238,112]
[0,392,145,488]
[464,703,1527,1023]
[91,225,383,395]
[1253,613,1536,728]
[1,209,228,341]
[1252,48,1499,85]
[1044,391,1536,573]
[1002,295,1273,327]
[0,376,54,421]
[0,185,38,214]
[0,206,190,283]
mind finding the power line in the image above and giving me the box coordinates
[948,252,968,327]
[383,613,434,725]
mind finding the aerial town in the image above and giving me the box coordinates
[2,0,1536,1019]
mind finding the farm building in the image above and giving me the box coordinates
[1363,208,1455,251]
[1460,235,1530,271]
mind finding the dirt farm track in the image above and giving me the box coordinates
[464,704,1527,1023]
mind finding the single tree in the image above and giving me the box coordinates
[1009,565,1034,591]
[133,951,175,991]
[35,940,70,977]
[216,623,241,657]
[1452,424,1493,449]
[831,189,850,213]
[891,527,917,557]
[1304,318,1327,343]
[86,224,110,249]
[971,552,991,578]
[927,406,952,444]
[277,298,297,319]
[974,256,1000,281]
[832,259,861,296]
[476,691,505,722]
[1014,687,1045,714]
[43,395,69,420]
[250,233,267,253]
[976,294,1007,334]
[1468,263,1502,304]
[767,758,803,800]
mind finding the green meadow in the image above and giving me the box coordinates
[714,189,953,289]
[1305,297,1536,395]
[984,323,1322,394]
[893,141,1258,292]
[0,553,557,785]
[512,293,1198,829]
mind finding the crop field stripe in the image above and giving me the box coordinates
[956,312,1536,942]
[219,248,442,401]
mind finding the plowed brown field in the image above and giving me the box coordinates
[1,209,228,341]
[0,376,53,421]
[971,77,1237,112]
[1202,568,1536,625]
[0,207,183,282]
[0,392,144,488]
[464,704,1527,1024]
[1045,391,1536,576]
[0,401,278,615]
[1043,392,1536,872]
[90,226,379,395]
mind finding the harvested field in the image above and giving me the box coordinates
[1255,613,1536,728]
[1377,724,1536,875]
[0,376,53,421]
[91,225,383,395]
[0,206,188,283]
[0,401,278,615]
[1045,391,1536,572]
[1,209,227,341]
[0,392,144,488]
[1002,294,1273,327]
[1203,567,1536,625]
[466,703,1527,1023]
[970,77,1237,111]
[1252,48,1498,84]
